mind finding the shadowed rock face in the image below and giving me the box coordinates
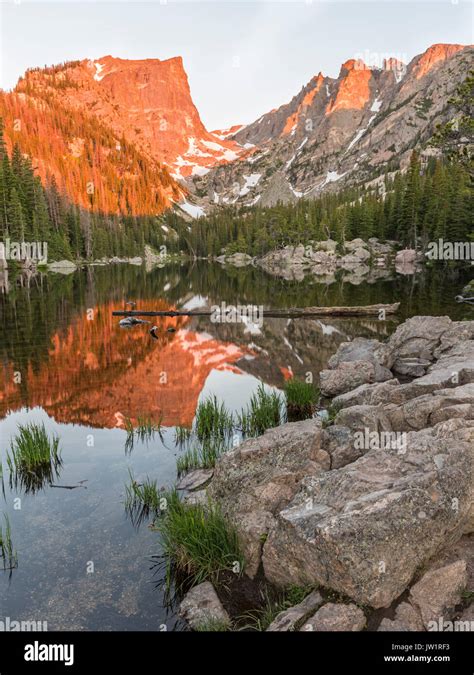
[207,316,474,608]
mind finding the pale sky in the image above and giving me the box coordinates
[0,1,472,130]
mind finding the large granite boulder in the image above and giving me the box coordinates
[386,315,453,363]
[328,337,393,370]
[262,419,474,608]
[320,360,392,397]
[320,337,395,397]
[209,418,329,578]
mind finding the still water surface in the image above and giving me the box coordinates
[0,262,472,630]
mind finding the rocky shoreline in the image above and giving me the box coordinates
[216,238,426,282]
[178,315,474,631]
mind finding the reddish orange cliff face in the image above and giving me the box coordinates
[326,59,372,114]
[0,299,248,428]
[0,55,250,215]
[14,56,247,181]
[413,43,465,79]
[281,73,324,135]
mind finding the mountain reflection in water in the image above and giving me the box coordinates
[0,262,472,630]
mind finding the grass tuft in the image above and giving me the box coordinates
[176,439,228,475]
[174,425,193,446]
[194,396,234,442]
[124,470,164,526]
[194,617,231,632]
[7,423,61,493]
[321,401,342,428]
[124,415,163,453]
[240,585,315,631]
[284,379,319,422]
[154,490,244,588]
[237,384,283,437]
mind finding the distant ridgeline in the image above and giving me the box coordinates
[164,69,474,258]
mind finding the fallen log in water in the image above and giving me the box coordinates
[112,302,400,319]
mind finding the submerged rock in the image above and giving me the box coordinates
[176,469,214,492]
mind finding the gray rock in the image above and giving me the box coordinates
[300,603,366,632]
[384,383,474,432]
[48,260,77,274]
[339,255,370,269]
[320,360,392,397]
[209,418,329,519]
[378,602,425,632]
[315,240,337,253]
[209,418,329,576]
[410,560,468,629]
[322,425,362,469]
[333,380,402,409]
[183,490,208,506]
[179,581,230,630]
[387,315,453,362]
[345,238,368,252]
[262,420,473,608]
[328,337,393,370]
[334,404,393,436]
[395,249,417,265]
[237,510,276,579]
[309,251,337,267]
[266,589,324,631]
[393,357,431,378]
[176,469,214,492]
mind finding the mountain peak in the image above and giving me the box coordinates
[413,43,466,79]
[340,58,369,74]
[327,59,372,114]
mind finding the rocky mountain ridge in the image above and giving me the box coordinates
[0,43,471,218]
[191,43,473,211]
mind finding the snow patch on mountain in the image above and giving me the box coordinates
[93,62,105,82]
[370,97,383,112]
[179,199,205,219]
[239,173,262,196]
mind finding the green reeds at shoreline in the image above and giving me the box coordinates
[237,384,283,437]
[7,423,62,493]
[176,439,228,475]
[195,396,234,442]
[124,470,164,525]
[124,415,163,452]
[284,379,320,422]
[155,490,244,589]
